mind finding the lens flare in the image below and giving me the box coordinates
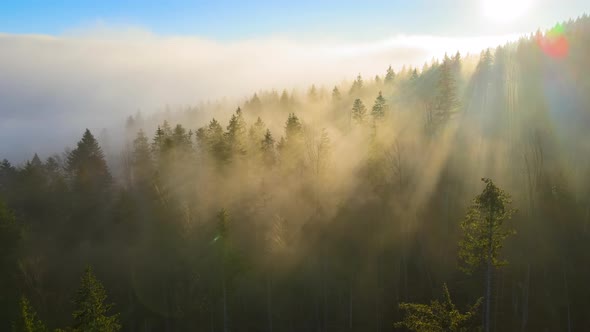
[537,25,569,59]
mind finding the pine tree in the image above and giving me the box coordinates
[12,297,47,332]
[67,129,111,194]
[72,267,120,332]
[385,65,396,84]
[131,129,153,187]
[284,113,303,144]
[459,178,515,332]
[172,124,192,151]
[261,129,276,168]
[249,117,266,144]
[352,99,367,124]
[435,56,459,125]
[395,284,482,332]
[0,199,20,326]
[308,84,318,102]
[247,93,262,111]
[349,74,363,95]
[196,118,228,163]
[332,86,341,102]
[226,107,248,157]
[280,90,290,110]
[371,91,387,121]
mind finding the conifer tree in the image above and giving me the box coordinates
[435,56,459,125]
[226,107,248,157]
[352,99,367,124]
[249,117,266,144]
[67,129,111,194]
[197,118,227,163]
[261,129,276,168]
[332,86,341,102]
[371,91,387,121]
[131,129,153,187]
[72,267,120,332]
[349,74,363,95]
[308,84,318,102]
[459,178,515,332]
[0,199,20,326]
[12,297,47,332]
[396,284,482,332]
[385,65,396,84]
[280,90,290,110]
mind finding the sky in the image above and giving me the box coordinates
[1,0,587,40]
[0,0,588,161]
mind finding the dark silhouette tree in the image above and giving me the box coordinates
[67,129,111,194]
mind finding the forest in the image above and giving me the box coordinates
[2,15,590,332]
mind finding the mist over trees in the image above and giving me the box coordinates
[2,15,590,331]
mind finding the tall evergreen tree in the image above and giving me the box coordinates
[226,107,248,157]
[12,297,47,332]
[349,74,364,95]
[131,129,153,187]
[371,91,387,121]
[435,56,459,125]
[385,65,396,84]
[332,86,341,102]
[396,284,482,332]
[67,129,111,194]
[261,129,276,168]
[352,99,367,124]
[72,267,120,332]
[459,178,515,332]
[0,199,20,328]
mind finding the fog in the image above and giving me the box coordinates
[0,27,520,161]
[2,14,590,331]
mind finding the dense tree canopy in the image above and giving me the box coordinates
[1,15,590,332]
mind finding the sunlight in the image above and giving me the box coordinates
[482,0,533,23]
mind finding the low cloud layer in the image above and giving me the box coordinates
[0,27,520,161]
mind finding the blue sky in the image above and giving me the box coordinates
[1,0,588,40]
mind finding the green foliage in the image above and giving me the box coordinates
[13,297,47,332]
[395,284,482,332]
[67,129,111,193]
[434,56,459,125]
[72,267,120,332]
[459,178,516,273]
[385,65,396,84]
[197,118,228,163]
[371,91,387,121]
[261,129,276,167]
[352,99,367,124]
[226,107,248,156]
[131,129,153,186]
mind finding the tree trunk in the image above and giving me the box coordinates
[485,258,493,332]
[485,214,494,332]
[521,264,530,332]
[267,277,273,332]
[223,271,229,332]
[349,283,353,330]
[563,266,571,332]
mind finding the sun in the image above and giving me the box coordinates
[482,0,533,23]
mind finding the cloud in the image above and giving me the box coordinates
[0,27,521,161]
